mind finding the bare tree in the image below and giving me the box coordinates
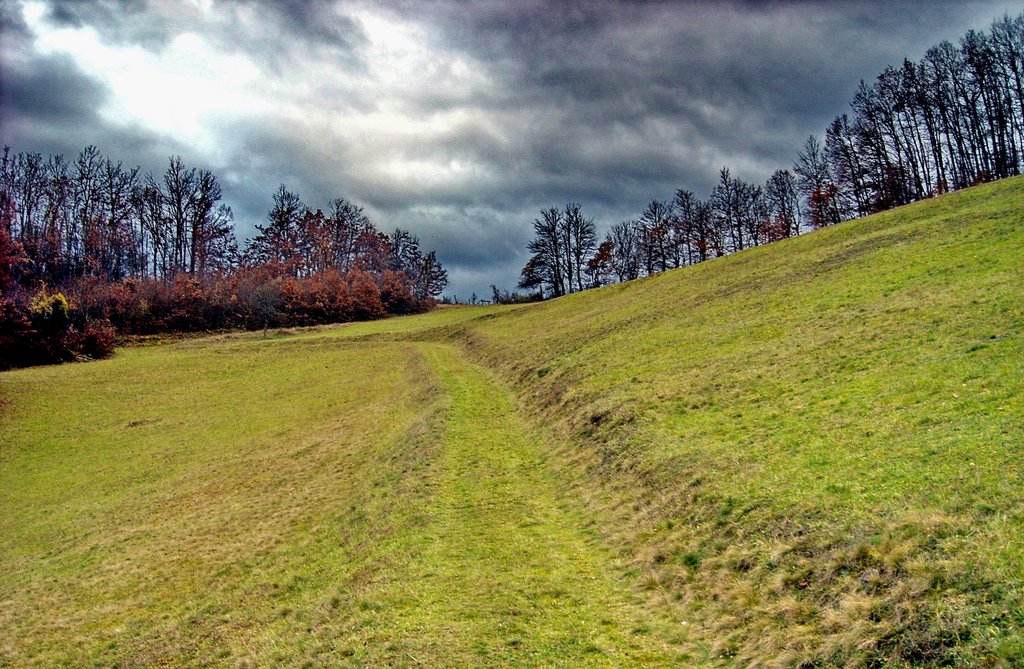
[609,219,642,282]
[561,202,597,293]
[764,170,801,238]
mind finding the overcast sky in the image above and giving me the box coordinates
[1,0,1018,297]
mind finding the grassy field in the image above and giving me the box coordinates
[1,176,1022,666]
[0,325,681,666]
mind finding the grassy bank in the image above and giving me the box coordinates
[457,176,1024,665]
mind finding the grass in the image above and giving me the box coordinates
[1,336,443,666]
[338,344,681,666]
[1,176,1023,666]
[457,176,1024,665]
[0,316,681,666]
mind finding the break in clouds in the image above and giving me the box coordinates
[0,0,1018,297]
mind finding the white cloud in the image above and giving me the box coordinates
[19,0,502,189]
[23,1,265,155]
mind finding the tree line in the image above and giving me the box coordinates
[0,147,448,368]
[519,12,1024,299]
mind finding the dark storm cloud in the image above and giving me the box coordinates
[42,0,363,48]
[419,206,530,270]
[239,0,367,54]
[1,52,106,127]
[395,0,1003,183]
[43,0,178,49]
[0,7,183,178]
[0,1,29,38]
[37,0,368,73]
[211,1,369,75]
[0,0,1019,297]
[345,0,1019,297]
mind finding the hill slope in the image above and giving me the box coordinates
[1,177,1022,667]
[456,176,1024,665]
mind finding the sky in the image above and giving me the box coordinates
[1,0,1019,298]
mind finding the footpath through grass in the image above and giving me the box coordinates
[361,343,682,666]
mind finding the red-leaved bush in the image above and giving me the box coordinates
[2,266,435,369]
[66,319,117,360]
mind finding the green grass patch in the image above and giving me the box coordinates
[0,335,444,666]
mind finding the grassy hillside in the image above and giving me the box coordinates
[1,176,1022,667]
[456,176,1024,665]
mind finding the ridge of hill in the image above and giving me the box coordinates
[1,177,1021,667]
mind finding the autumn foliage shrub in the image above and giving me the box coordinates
[1,148,449,368]
[230,268,285,330]
[347,268,387,321]
[5,266,430,358]
[4,266,435,369]
[2,209,437,368]
[24,288,75,364]
[378,269,417,314]
[0,285,119,369]
[67,319,117,360]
